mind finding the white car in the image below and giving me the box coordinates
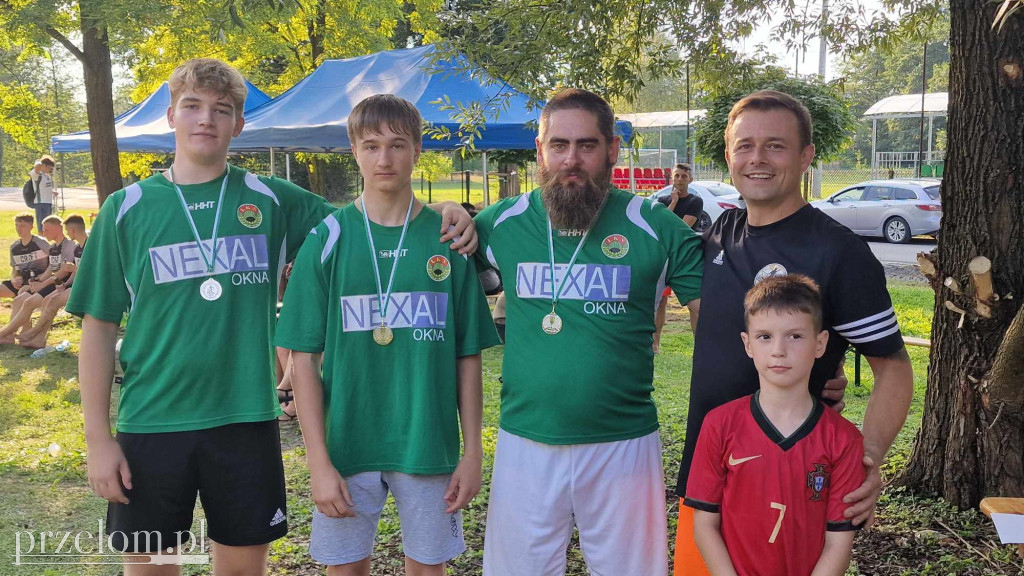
[650,181,746,233]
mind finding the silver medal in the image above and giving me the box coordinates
[200,277,223,301]
[542,312,563,335]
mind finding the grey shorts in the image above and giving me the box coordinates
[309,471,466,566]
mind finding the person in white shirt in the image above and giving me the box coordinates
[29,156,56,232]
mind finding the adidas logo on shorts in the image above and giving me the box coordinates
[269,508,286,527]
[713,250,725,265]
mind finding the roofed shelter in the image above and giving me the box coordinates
[863,93,948,177]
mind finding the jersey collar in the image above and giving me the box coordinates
[749,390,824,451]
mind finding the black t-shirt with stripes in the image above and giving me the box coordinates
[9,236,50,281]
[675,204,905,495]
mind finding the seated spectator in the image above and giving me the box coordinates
[0,212,49,302]
[0,215,76,344]
[17,214,89,349]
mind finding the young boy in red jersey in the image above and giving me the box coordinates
[685,274,864,576]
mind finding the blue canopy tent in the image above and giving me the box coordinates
[229,44,631,153]
[227,45,631,203]
[50,80,271,153]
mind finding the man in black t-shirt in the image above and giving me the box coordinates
[673,91,914,576]
[18,214,90,349]
[0,215,75,344]
[653,163,703,352]
[0,213,49,299]
[656,163,703,225]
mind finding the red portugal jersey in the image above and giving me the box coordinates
[684,392,865,576]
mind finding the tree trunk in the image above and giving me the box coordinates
[498,162,519,198]
[79,0,122,205]
[897,0,1024,508]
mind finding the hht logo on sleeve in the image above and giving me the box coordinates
[341,292,449,341]
[149,234,270,286]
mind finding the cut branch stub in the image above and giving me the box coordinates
[969,256,994,318]
[918,252,938,278]
[945,277,964,294]
[945,300,968,329]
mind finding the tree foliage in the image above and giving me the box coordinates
[835,8,950,166]
[693,75,855,167]
[414,151,452,182]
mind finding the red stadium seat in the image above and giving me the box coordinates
[654,168,664,179]
[643,168,653,178]
[634,168,643,178]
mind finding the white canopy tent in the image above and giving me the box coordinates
[863,93,948,175]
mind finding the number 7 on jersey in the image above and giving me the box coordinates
[769,502,787,544]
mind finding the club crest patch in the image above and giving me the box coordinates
[807,464,829,501]
[237,204,263,229]
[754,262,788,284]
[427,255,451,282]
[601,234,629,259]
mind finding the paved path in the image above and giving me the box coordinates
[866,237,936,265]
[0,186,99,212]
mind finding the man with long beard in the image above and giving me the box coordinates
[473,88,704,576]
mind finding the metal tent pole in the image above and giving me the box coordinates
[871,119,878,178]
[482,152,490,207]
[285,153,291,181]
[927,116,934,164]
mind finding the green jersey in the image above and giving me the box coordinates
[274,202,500,477]
[475,187,703,445]
[66,165,333,433]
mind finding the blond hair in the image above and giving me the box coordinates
[169,59,248,119]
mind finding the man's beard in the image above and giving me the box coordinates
[538,161,612,231]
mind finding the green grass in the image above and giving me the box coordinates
[0,218,1016,575]
[411,174,537,206]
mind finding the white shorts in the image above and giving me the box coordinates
[483,429,668,576]
[309,471,465,566]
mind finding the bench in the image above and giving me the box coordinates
[853,335,931,386]
[980,497,1024,559]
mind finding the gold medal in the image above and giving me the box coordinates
[373,324,394,346]
[361,195,414,348]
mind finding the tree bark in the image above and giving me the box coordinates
[498,162,519,198]
[79,0,122,205]
[898,0,1024,508]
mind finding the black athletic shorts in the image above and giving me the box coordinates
[1,280,17,294]
[107,420,288,552]
[36,284,56,297]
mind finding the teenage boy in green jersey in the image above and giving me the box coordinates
[475,89,704,576]
[275,94,500,576]
[67,60,477,576]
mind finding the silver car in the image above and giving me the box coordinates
[650,181,746,233]
[811,179,942,243]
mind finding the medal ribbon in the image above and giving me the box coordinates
[546,218,591,311]
[169,166,229,275]
[360,194,415,327]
